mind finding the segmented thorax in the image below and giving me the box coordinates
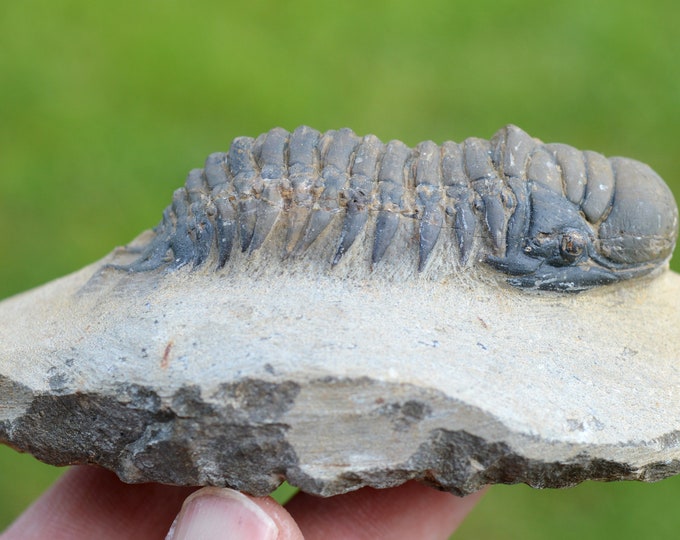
[123,125,678,292]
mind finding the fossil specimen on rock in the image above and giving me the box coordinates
[123,125,677,291]
[0,125,678,496]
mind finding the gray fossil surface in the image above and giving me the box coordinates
[122,125,679,292]
[1,233,680,496]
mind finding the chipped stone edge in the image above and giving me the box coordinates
[2,374,679,497]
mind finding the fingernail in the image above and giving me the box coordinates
[167,487,278,540]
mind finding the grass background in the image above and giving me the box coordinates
[1,0,679,537]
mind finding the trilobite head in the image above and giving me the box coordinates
[596,158,678,267]
[489,154,678,292]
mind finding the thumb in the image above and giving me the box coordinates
[166,487,303,540]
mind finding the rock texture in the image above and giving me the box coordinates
[1,237,680,496]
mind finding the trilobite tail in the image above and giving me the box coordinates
[114,238,170,272]
[110,190,190,272]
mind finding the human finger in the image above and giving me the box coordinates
[2,466,196,540]
[166,487,304,540]
[285,480,485,540]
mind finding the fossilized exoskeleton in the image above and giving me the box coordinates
[120,125,678,292]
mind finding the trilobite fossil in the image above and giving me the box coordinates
[119,124,678,292]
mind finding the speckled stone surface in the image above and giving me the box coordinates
[1,236,679,496]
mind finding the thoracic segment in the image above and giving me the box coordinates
[122,125,678,292]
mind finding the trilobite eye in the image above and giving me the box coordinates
[560,231,586,263]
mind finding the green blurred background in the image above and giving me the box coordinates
[1,0,679,537]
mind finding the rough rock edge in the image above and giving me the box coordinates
[1,374,678,497]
